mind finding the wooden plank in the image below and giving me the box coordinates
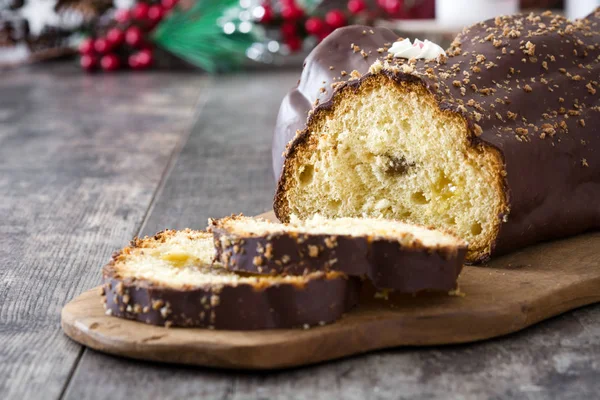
[62,70,600,398]
[139,72,286,236]
[0,63,205,400]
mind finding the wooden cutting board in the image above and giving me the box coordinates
[61,211,600,369]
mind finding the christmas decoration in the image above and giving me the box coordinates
[0,0,112,66]
[152,0,256,73]
[1,0,430,73]
[7,0,563,73]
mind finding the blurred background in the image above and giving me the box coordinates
[0,0,598,73]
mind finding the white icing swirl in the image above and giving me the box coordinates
[388,38,446,60]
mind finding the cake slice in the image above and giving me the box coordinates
[272,11,600,263]
[102,229,359,329]
[209,214,466,293]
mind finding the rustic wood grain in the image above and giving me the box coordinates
[140,71,287,236]
[0,63,205,400]
[60,70,600,400]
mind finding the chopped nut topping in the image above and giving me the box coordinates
[515,127,529,135]
[160,305,170,318]
[152,299,164,310]
[324,236,338,249]
[586,83,597,95]
[524,41,536,56]
[541,124,556,136]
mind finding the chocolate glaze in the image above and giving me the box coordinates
[210,217,466,292]
[272,10,600,261]
[102,246,359,330]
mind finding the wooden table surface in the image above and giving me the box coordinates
[2,62,600,400]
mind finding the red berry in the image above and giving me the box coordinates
[147,5,164,23]
[325,9,346,29]
[114,9,130,23]
[79,38,95,55]
[161,0,178,10]
[100,54,120,71]
[132,2,150,20]
[128,54,142,69]
[125,26,143,47]
[281,3,303,20]
[137,49,153,67]
[285,36,302,52]
[259,3,273,23]
[106,28,124,47]
[80,54,97,71]
[280,22,297,38]
[129,49,154,70]
[304,17,325,35]
[94,38,111,54]
[347,0,366,14]
[380,0,403,15]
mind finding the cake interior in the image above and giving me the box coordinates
[280,74,506,260]
[113,230,332,288]
[220,215,462,249]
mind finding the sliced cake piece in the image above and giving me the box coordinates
[102,229,359,329]
[209,214,466,293]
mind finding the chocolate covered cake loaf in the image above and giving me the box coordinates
[209,214,466,293]
[102,229,358,329]
[273,10,600,262]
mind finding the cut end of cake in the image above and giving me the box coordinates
[211,213,465,252]
[274,72,509,262]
